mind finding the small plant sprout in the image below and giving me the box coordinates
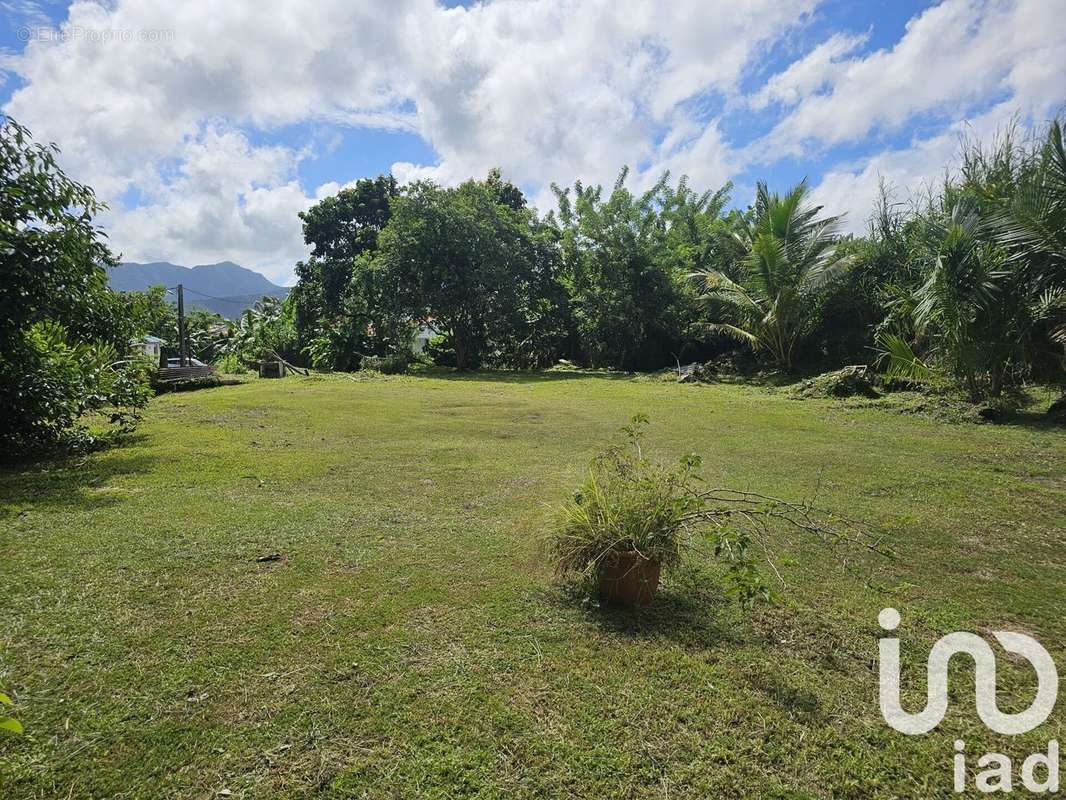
[0,691,22,735]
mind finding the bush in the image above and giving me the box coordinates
[214,352,251,375]
[552,416,701,575]
[423,334,458,368]
[361,352,411,375]
[0,321,152,456]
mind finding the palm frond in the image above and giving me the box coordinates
[876,333,933,382]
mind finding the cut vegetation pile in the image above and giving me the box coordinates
[789,365,880,399]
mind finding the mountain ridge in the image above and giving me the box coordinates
[109,261,290,318]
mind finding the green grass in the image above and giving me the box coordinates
[2,372,1064,798]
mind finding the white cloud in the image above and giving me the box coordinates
[756,0,1066,156]
[101,125,319,284]
[395,0,815,191]
[810,130,957,235]
[748,31,868,111]
[2,0,813,278]
[2,0,1064,280]
[809,102,1039,234]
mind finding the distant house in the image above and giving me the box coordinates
[411,323,437,354]
[132,335,164,362]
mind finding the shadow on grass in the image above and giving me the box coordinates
[993,409,1066,432]
[412,367,639,385]
[0,438,157,515]
[541,563,743,651]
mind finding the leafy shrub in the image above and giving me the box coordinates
[361,352,411,375]
[423,334,458,368]
[0,691,21,735]
[214,352,251,375]
[553,415,702,573]
[0,321,152,456]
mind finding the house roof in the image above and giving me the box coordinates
[141,335,164,344]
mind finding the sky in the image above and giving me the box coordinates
[1,0,1064,286]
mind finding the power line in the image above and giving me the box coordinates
[166,286,278,306]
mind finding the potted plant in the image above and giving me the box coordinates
[550,415,876,608]
[550,415,701,607]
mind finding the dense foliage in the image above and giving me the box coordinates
[5,110,1063,451]
[378,174,564,370]
[285,118,1064,402]
[0,119,150,456]
[290,175,400,371]
[692,180,844,371]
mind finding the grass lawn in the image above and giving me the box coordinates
[2,372,1064,798]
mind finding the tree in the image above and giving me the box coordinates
[911,206,1005,399]
[1,120,117,345]
[118,285,177,346]
[877,122,1066,400]
[289,175,400,367]
[0,118,150,455]
[552,170,698,370]
[989,120,1066,361]
[224,295,298,366]
[692,180,844,372]
[992,120,1066,268]
[377,175,559,370]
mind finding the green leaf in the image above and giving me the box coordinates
[0,692,12,706]
[0,716,23,734]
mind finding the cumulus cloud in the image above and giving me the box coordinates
[776,0,1066,232]
[757,0,1066,155]
[102,125,316,284]
[808,101,1043,235]
[3,0,815,277]
[1,0,1063,279]
[748,31,868,111]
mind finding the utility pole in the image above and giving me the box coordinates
[176,283,187,367]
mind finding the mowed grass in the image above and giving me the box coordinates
[1,372,1064,799]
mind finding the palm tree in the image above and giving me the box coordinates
[991,120,1066,352]
[691,180,843,371]
[911,205,1005,400]
[224,296,287,363]
[993,120,1066,267]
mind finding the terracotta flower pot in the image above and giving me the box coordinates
[597,550,661,607]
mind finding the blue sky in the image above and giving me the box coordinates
[1,0,1063,283]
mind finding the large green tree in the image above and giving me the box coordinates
[377,175,562,370]
[552,170,702,370]
[289,175,399,367]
